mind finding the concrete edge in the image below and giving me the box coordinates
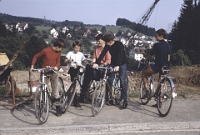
[0,121,200,134]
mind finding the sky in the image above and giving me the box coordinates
[0,0,184,32]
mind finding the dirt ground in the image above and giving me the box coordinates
[10,65,200,99]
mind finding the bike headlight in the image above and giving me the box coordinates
[79,67,84,73]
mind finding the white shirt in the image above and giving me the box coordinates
[66,51,86,67]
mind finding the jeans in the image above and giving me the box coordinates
[106,63,128,100]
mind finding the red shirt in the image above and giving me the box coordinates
[31,47,61,68]
[93,46,111,64]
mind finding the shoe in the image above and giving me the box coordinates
[141,90,150,99]
[105,99,113,106]
[56,106,62,117]
[74,101,81,108]
[119,98,128,110]
[152,103,158,107]
[52,98,60,106]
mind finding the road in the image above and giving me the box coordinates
[0,97,200,135]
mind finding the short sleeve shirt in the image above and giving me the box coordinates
[66,51,86,67]
[150,40,170,68]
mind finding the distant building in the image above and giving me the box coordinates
[16,22,28,33]
[50,28,58,38]
[129,47,146,61]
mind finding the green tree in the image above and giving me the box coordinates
[101,26,107,34]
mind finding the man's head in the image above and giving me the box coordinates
[95,34,105,47]
[72,40,81,53]
[103,33,115,46]
[53,38,66,52]
[155,28,167,41]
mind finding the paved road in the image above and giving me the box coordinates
[0,98,200,135]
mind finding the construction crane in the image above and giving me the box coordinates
[135,0,160,32]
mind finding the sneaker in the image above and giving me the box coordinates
[119,98,128,110]
[141,90,150,99]
[52,98,60,106]
[105,100,113,106]
[56,106,62,117]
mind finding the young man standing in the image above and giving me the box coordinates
[31,38,66,116]
[80,34,111,103]
[103,33,128,110]
[141,29,170,100]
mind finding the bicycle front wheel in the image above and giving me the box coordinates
[157,78,173,117]
[91,81,105,116]
[34,85,49,124]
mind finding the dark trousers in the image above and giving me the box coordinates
[81,64,103,94]
[68,67,80,103]
[106,63,128,100]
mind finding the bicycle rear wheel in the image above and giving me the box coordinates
[91,80,105,116]
[157,78,173,117]
[64,81,77,112]
[34,85,49,124]
[139,79,152,105]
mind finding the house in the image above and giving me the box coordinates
[60,26,69,34]
[50,28,58,38]
[16,22,28,32]
[83,28,91,37]
[129,47,146,61]
[5,23,14,32]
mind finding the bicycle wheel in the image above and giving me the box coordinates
[157,78,173,117]
[113,77,121,104]
[85,80,96,103]
[57,77,67,113]
[91,80,105,116]
[139,78,152,105]
[34,85,49,124]
[64,81,77,111]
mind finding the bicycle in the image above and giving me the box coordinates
[64,63,86,109]
[32,66,66,124]
[91,66,124,116]
[139,60,177,117]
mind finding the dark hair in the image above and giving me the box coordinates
[53,39,66,48]
[156,29,167,38]
[95,34,104,41]
[72,40,81,48]
[103,33,114,42]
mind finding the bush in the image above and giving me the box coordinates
[171,49,191,66]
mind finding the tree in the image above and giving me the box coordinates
[169,0,200,65]
[101,26,107,34]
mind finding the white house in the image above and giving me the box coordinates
[16,22,28,32]
[50,28,58,38]
[129,47,146,61]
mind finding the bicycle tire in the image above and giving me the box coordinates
[139,78,152,105]
[34,85,50,124]
[65,81,77,111]
[91,80,105,116]
[113,77,121,104]
[56,77,67,114]
[157,78,173,117]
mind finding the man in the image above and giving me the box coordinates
[142,28,170,100]
[31,38,66,116]
[80,34,111,103]
[103,33,128,110]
